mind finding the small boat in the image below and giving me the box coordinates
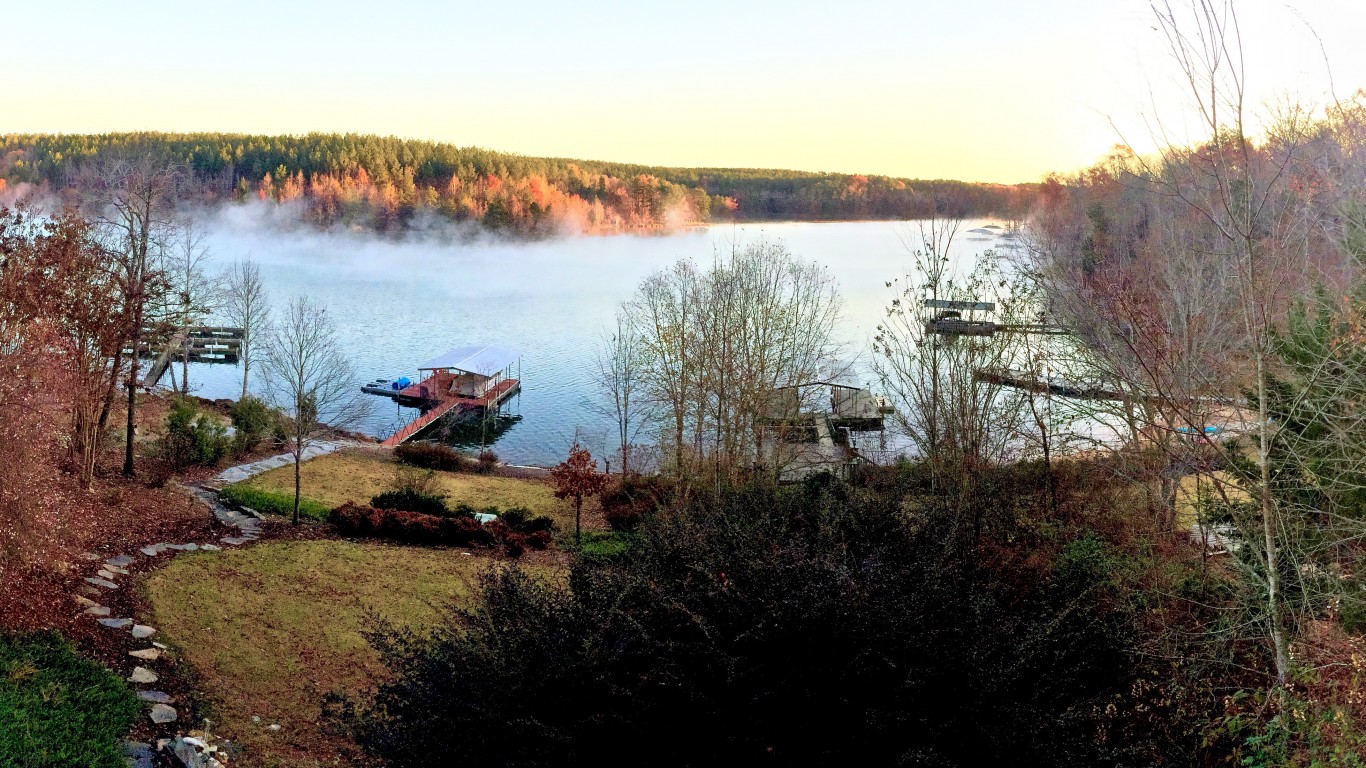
[361,378,396,397]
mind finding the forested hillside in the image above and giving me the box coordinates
[0,133,1034,234]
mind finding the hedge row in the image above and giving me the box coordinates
[393,442,498,474]
[330,503,550,557]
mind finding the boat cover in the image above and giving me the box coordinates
[418,344,521,377]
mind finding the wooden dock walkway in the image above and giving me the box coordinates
[141,332,186,388]
[381,377,520,447]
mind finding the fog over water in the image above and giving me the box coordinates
[186,210,1010,466]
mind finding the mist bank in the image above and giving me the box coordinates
[0,132,1037,237]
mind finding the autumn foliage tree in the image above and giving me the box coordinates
[551,444,608,544]
[0,207,81,567]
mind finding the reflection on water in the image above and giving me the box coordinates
[185,216,1007,466]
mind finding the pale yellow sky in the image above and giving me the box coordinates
[5,0,1364,183]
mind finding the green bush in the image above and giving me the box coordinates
[0,632,141,767]
[497,505,556,534]
[220,483,331,520]
[230,396,274,454]
[372,489,450,516]
[161,397,231,467]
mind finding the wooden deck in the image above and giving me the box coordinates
[381,376,520,447]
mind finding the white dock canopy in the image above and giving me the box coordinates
[418,344,521,377]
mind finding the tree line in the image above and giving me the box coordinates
[0,132,1034,235]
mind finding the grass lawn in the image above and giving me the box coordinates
[0,632,141,768]
[230,450,566,525]
[1175,470,1250,529]
[144,539,501,768]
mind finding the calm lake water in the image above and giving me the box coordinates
[187,214,1011,467]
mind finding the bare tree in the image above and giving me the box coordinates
[1024,0,1345,691]
[623,238,843,487]
[592,308,649,475]
[261,296,366,524]
[163,218,220,395]
[80,151,180,476]
[875,227,1031,463]
[224,257,270,400]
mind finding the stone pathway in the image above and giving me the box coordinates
[76,444,361,766]
[202,440,358,489]
[74,481,268,766]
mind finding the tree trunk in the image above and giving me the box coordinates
[241,335,250,401]
[99,347,125,431]
[123,356,138,476]
[1256,353,1290,686]
[295,448,303,524]
[293,447,302,526]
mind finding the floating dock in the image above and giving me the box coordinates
[138,326,246,388]
[381,377,521,447]
[371,344,523,447]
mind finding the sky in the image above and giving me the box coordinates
[5,0,1365,183]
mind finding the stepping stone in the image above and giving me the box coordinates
[131,625,157,639]
[107,555,135,567]
[129,648,161,661]
[85,577,117,589]
[84,606,111,617]
[121,741,154,768]
[79,552,102,561]
[96,569,118,580]
[221,537,249,546]
[104,564,129,575]
[98,618,133,629]
[200,544,221,551]
[73,595,99,608]
[139,545,162,557]
[149,703,177,724]
[139,690,175,704]
[78,584,101,597]
[128,666,158,684]
[152,641,168,650]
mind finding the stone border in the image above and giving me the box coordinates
[81,442,362,766]
[76,487,267,766]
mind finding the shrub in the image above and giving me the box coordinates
[161,397,231,468]
[337,477,1164,768]
[599,475,668,532]
[331,502,522,553]
[229,396,274,454]
[475,450,499,474]
[371,489,450,517]
[497,506,556,535]
[394,442,471,472]
[0,632,142,767]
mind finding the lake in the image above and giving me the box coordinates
[187,213,1012,467]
